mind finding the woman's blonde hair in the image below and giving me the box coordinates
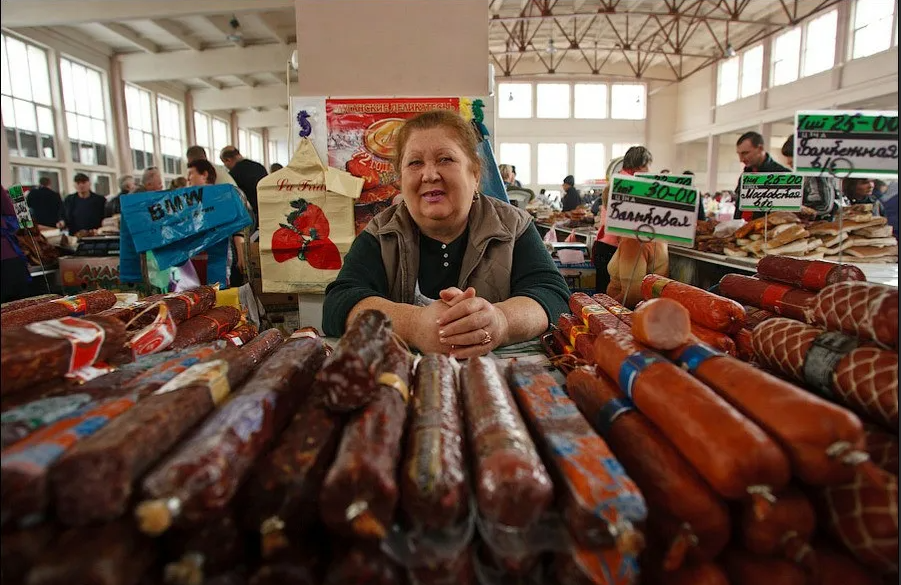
[393,110,481,181]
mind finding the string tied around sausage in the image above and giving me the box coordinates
[345,500,387,539]
[163,552,205,585]
[826,440,885,487]
[260,516,290,559]
[746,485,777,521]
[134,496,182,536]
[662,523,698,572]
[780,531,817,576]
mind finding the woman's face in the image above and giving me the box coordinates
[400,126,478,237]
[855,180,874,198]
[187,168,208,187]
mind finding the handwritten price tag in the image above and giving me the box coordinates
[635,174,694,186]
[605,174,699,248]
[738,173,804,212]
[794,110,899,178]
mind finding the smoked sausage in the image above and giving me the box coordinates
[813,541,881,585]
[810,281,898,349]
[757,256,865,291]
[552,546,639,585]
[0,289,117,328]
[314,309,393,412]
[719,274,815,322]
[592,328,792,502]
[135,335,326,535]
[690,322,737,356]
[132,286,217,328]
[641,274,746,334]
[658,562,729,585]
[168,306,242,351]
[566,367,731,567]
[722,549,808,585]
[162,512,244,585]
[319,340,412,539]
[323,544,402,585]
[460,356,553,528]
[740,486,816,571]
[0,293,61,314]
[672,341,876,485]
[865,426,899,475]
[568,292,630,335]
[508,361,646,550]
[630,298,691,350]
[557,314,597,361]
[400,354,469,532]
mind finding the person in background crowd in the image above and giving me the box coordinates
[510,165,522,188]
[843,178,884,216]
[169,177,188,190]
[187,159,217,187]
[781,135,837,220]
[26,177,63,228]
[186,146,237,187]
[607,235,669,309]
[873,179,888,199]
[270,163,284,173]
[561,175,581,212]
[135,167,164,193]
[322,109,569,356]
[1,186,31,302]
[498,164,513,187]
[105,174,136,217]
[220,145,268,220]
[879,181,898,237]
[62,173,106,234]
[734,131,790,220]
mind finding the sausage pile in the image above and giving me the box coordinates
[547,265,897,583]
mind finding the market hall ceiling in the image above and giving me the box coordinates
[1,0,844,114]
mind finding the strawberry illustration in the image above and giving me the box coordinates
[301,238,342,270]
[286,199,330,239]
[271,226,304,263]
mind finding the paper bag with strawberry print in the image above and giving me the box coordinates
[257,136,363,293]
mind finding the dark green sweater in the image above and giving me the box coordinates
[323,223,570,336]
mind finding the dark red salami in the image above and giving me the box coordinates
[133,286,217,328]
[323,544,402,585]
[162,512,244,585]
[167,306,242,351]
[719,274,816,322]
[0,289,117,328]
[0,293,61,314]
[0,524,57,584]
[757,256,865,291]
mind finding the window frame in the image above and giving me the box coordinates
[497,82,533,119]
[125,83,156,173]
[610,83,647,120]
[536,83,571,119]
[573,83,608,119]
[536,142,568,185]
[59,56,112,168]
[851,0,896,59]
[771,26,802,86]
[574,143,606,185]
[2,34,58,163]
[156,95,185,179]
[801,9,838,77]
[717,55,740,105]
[739,45,764,98]
[498,142,531,186]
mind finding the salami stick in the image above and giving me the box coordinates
[136,334,325,535]
[168,306,242,351]
[810,281,898,349]
[319,340,412,539]
[757,256,866,291]
[461,356,553,528]
[552,546,639,585]
[591,293,635,326]
[162,512,244,585]
[743,305,778,329]
[719,274,815,322]
[723,550,808,585]
[641,274,746,334]
[241,397,343,557]
[49,331,284,525]
[568,292,631,335]
[323,544,403,585]
[0,293,61,314]
[0,289,117,328]
[133,286,218,328]
[657,562,729,585]
[1,315,127,396]
[223,322,259,346]
[592,329,792,503]
[672,341,877,486]
[813,541,881,585]
[690,322,737,355]
[400,354,469,532]
[0,524,57,584]
[740,486,817,571]
[314,309,393,412]
[566,367,730,568]
[557,314,597,360]
[508,362,646,550]
[25,520,155,585]
[751,318,898,430]
[864,426,899,475]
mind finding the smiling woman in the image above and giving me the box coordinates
[322,109,570,358]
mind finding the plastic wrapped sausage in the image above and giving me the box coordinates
[133,286,218,328]
[1,315,127,396]
[135,334,326,536]
[740,486,816,571]
[323,544,402,585]
[49,330,284,526]
[319,340,412,539]
[814,541,881,585]
[557,314,597,361]
[167,306,242,352]
[0,293,61,314]
[566,367,731,569]
[162,512,244,585]
[722,549,808,585]
[407,548,476,585]
[657,562,729,585]
[689,322,737,356]
[757,256,866,291]
[552,546,640,585]
[0,289,117,328]
[223,322,259,347]
[641,275,746,334]
[508,361,647,550]
[672,341,876,486]
[314,309,393,412]
[568,292,631,335]
[461,356,553,529]
[400,354,469,532]
[719,274,815,322]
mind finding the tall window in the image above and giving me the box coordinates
[268,139,290,167]
[537,143,567,184]
[611,143,632,160]
[248,131,264,163]
[803,10,837,76]
[610,84,646,120]
[498,83,532,118]
[125,85,154,171]
[536,83,570,118]
[574,143,605,185]
[717,56,740,105]
[498,143,531,186]
[212,118,230,155]
[12,166,61,192]
[740,46,764,98]
[1,34,56,160]
[193,111,212,158]
[574,83,607,119]
[852,0,895,59]
[772,28,801,86]
[238,128,250,156]
[60,58,109,167]
[157,96,184,177]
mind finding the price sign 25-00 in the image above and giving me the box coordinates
[739,173,804,212]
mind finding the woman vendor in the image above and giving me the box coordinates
[323,110,570,358]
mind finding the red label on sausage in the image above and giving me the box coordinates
[169,291,202,319]
[130,304,177,358]
[51,296,88,316]
[198,314,234,338]
[760,283,791,313]
[800,261,834,291]
[26,317,106,372]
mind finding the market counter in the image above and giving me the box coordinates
[669,247,899,289]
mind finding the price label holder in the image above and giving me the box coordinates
[794,110,899,179]
[605,174,699,248]
[738,173,804,214]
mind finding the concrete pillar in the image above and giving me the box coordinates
[184,91,195,147]
[0,110,11,186]
[832,0,851,92]
[229,111,239,147]
[706,134,720,195]
[109,56,132,174]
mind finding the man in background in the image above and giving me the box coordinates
[509,165,522,188]
[781,135,837,220]
[561,175,581,212]
[135,167,164,193]
[270,163,283,173]
[26,176,63,228]
[187,146,237,187]
[105,174,136,217]
[733,131,790,220]
[220,145,267,219]
[62,173,106,234]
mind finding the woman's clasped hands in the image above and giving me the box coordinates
[414,287,509,358]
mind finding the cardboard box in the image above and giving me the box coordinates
[58,255,148,295]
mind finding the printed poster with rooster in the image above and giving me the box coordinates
[325,98,460,234]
